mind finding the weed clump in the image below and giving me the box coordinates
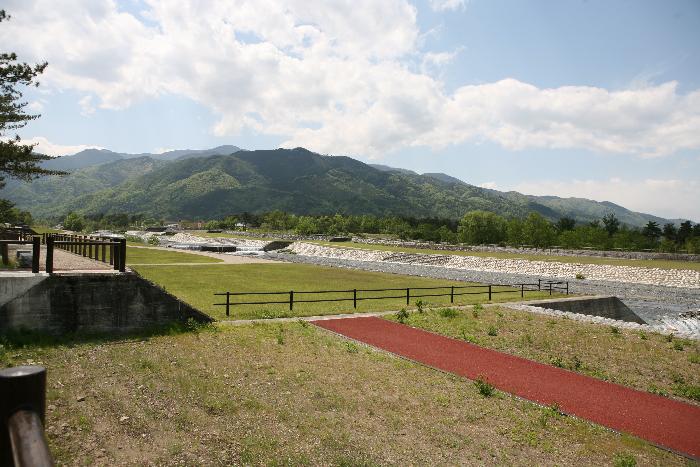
[396,308,409,324]
[472,303,483,318]
[438,308,458,318]
[474,376,495,397]
[613,453,637,467]
[610,326,621,336]
[487,326,498,337]
[575,273,585,280]
[415,299,425,313]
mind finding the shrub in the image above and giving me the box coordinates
[472,303,482,318]
[396,308,409,324]
[415,299,425,313]
[571,355,583,370]
[672,340,684,351]
[487,325,498,336]
[474,376,495,397]
[610,326,621,336]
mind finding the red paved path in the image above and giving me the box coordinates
[313,316,700,459]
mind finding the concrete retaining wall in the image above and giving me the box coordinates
[0,272,211,334]
[525,296,646,324]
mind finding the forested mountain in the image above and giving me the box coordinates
[2,146,688,225]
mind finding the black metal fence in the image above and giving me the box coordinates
[214,280,568,317]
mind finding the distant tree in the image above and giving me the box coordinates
[0,10,64,189]
[642,221,662,242]
[662,223,677,242]
[457,211,507,244]
[676,220,693,245]
[601,213,620,237]
[555,217,576,233]
[588,219,601,229]
[63,212,85,232]
[693,223,700,237]
[523,213,556,247]
[0,198,31,224]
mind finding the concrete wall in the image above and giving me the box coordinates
[0,272,211,335]
[525,296,646,324]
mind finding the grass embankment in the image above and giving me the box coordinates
[133,263,561,320]
[311,240,700,271]
[386,306,700,404]
[126,246,222,265]
[0,320,691,465]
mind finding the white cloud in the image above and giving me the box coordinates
[510,178,700,222]
[1,0,700,159]
[429,0,467,12]
[20,136,103,157]
[78,95,96,116]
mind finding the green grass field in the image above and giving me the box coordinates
[126,246,222,265]
[133,263,562,320]
[0,312,691,465]
[312,240,700,271]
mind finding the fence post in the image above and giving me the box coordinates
[538,279,541,291]
[45,237,54,274]
[565,282,569,295]
[32,236,40,274]
[113,243,120,271]
[549,282,553,296]
[450,286,454,303]
[353,289,357,309]
[406,288,410,305]
[289,290,294,311]
[0,366,52,467]
[101,243,106,262]
[109,243,114,266]
[0,243,7,266]
[521,283,524,298]
[488,284,492,301]
[82,236,87,257]
[119,238,126,272]
[225,292,230,317]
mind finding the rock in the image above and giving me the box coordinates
[119,416,129,422]
[76,395,86,402]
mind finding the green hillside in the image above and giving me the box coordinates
[2,147,687,225]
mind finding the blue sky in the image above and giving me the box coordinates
[2,0,699,220]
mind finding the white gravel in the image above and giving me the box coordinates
[289,243,700,289]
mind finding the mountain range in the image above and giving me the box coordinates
[1,146,690,226]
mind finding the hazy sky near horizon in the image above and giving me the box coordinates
[2,0,699,220]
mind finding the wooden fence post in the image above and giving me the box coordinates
[225,292,230,317]
[289,290,294,311]
[450,286,454,303]
[1,243,7,266]
[488,284,492,301]
[45,237,54,274]
[32,236,40,274]
[353,289,357,309]
[119,238,126,272]
[406,288,410,305]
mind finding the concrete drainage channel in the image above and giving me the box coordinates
[508,296,700,340]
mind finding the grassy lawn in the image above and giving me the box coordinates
[0,321,690,465]
[312,241,700,271]
[133,263,562,320]
[386,305,700,404]
[126,247,223,265]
